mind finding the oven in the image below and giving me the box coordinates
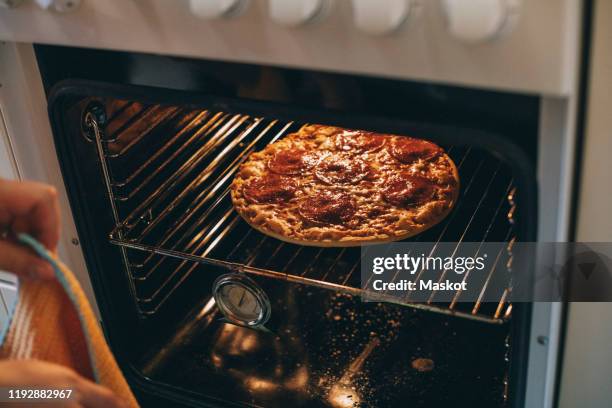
[0,0,594,407]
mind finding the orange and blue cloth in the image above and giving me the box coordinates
[0,234,139,408]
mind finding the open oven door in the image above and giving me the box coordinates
[46,75,536,408]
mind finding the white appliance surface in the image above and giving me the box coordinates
[0,109,19,335]
[0,1,589,408]
[0,42,99,317]
[0,0,580,95]
[560,0,612,406]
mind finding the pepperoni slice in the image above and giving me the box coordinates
[314,155,372,185]
[390,137,442,164]
[243,174,297,204]
[335,131,387,153]
[267,149,319,175]
[298,191,356,225]
[382,174,436,207]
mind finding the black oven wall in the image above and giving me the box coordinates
[34,45,539,162]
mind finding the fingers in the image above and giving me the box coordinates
[0,179,61,251]
[76,379,127,408]
[30,185,61,251]
[0,240,55,279]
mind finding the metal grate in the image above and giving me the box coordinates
[84,101,516,322]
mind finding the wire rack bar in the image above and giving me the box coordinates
[88,103,517,321]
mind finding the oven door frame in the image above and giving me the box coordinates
[47,78,537,408]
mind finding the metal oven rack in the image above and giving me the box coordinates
[84,100,516,323]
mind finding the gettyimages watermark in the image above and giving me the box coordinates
[360,242,612,303]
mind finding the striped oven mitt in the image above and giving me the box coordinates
[0,234,139,408]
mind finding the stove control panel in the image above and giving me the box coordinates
[189,0,248,19]
[35,0,80,12]
[351,0,413,35]
[0,0,580,95]
[0,0,23,8]
[269,0,329,27]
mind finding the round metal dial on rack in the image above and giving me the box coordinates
[213,274,271,327]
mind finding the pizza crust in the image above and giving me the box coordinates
[230,125,460,247]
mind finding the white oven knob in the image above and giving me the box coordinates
[35,0,81,12]
[269,0,330,27]
[352,0,412,35]
[189,0,248,19]
[441,0,520,43]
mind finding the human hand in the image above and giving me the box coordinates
[0,179,60,279]
[0,360,127,408]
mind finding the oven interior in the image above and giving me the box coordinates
[39,46,538,408]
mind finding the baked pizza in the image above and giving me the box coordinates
[230,124,459,247]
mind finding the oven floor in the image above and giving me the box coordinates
[137,278,510,408]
